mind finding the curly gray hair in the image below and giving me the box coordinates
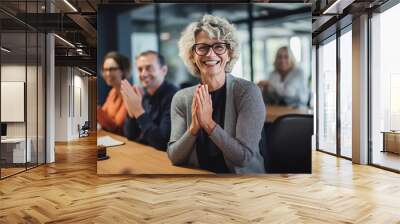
[178,14,240,77]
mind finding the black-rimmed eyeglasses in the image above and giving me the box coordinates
[192,43,230,56]
[102,67,120,73]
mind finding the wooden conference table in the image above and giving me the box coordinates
[265,105,312,123]
[97,130,213,175]
[98,105,312,175]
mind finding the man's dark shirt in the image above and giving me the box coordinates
[123,81,178,151]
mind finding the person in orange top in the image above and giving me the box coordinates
[97,52,131,135]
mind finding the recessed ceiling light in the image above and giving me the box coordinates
[63,0,78,12]
[322,0,354,15]
[54,34,75,48]
[1,47,11,53]
[78,67,92,76]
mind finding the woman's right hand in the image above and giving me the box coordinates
[189,86,201,136]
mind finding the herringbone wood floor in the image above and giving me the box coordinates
[1,135,400,223]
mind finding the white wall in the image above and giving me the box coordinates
[1,65,38,137]
[1,65,26,139]
[54,67,68,141]
[1,64,46,164]
[54,67,89,141]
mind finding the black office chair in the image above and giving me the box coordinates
[262,114,313,173]
[78,121,90,138]
[82,121,90,130]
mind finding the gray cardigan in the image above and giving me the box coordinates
[167,74,266,174]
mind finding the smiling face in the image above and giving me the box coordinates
[275,48,292,74]
[136,53,167,90]
[192,31,230,78]
[102,58,124,88]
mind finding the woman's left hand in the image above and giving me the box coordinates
[195,84,216,135]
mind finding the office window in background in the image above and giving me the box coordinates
[159,4,208,86]
[118,5,157,85]
[371,2,400,171]
[317,36,337,155]
[230,23,250,81]
[339,28,352,159]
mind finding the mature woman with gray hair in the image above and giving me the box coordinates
[167,14,265,173]
[258,46,309,107]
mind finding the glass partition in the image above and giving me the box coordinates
[317,36,337,155]
[38,32,45,165]
[1,30,28,177]
[27,30,38,169]
[0,1,46,179]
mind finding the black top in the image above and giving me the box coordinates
[196,81,230,173]
[123,81,178,151]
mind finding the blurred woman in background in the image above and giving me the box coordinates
[97,52,131,135]
[258,46,308,107]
